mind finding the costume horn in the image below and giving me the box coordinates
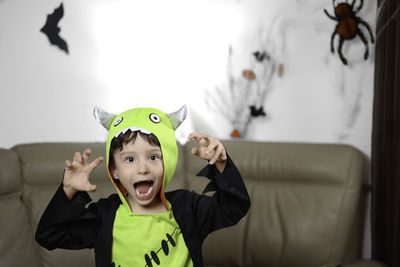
[93,106,116,130]
[167,105,187,130]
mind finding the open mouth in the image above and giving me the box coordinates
[133,180,154,199]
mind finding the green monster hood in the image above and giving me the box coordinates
[93,106,187,211]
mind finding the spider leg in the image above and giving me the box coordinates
[338,38,348,65]
[331,25,339,53]
[357,29,369,60]
[359,19,375,43]
[355,0,364,14]
[351,0,356,8]
[324,9,338,20]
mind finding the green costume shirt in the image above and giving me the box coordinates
[112,200,193,267]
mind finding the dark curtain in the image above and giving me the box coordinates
[371,0,400,266]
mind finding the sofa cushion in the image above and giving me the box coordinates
[3,140,371,267]
[0,148,21,196]
[184,141,367,266]
[12,143,109,267]
[0,149,42,267]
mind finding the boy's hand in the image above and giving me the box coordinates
[188,133,227,173]
[63,148,104,200]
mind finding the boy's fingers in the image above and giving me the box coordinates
[188,132,196,140]
[191,147,200,156]
[198,133,211,142]
[74,152,82,163]
[189,132,210,143]
[88,157,104,171]
[65,160,72,168]
[193,146,212,160]
[199,146,210,156]
[195,136,210,148]
[71,160,82,169]
[188,132,201,141]
[82,149,91,164]
[221,149,227,160]
[210,145,223,164]
[189,133,227,165]
[207,139,219,152]
[86,183,97,192]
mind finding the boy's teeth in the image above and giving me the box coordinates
[136,185,153,196]
[135,181,154,196]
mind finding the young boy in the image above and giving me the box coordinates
[35,105,250,267]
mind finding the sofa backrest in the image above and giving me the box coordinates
[0,148,43,267]
[193,141,368,267]
[0,141,368,267]
[12,143,108,267]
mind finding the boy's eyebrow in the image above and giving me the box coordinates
[120,148,162,156]
[148,148,162,154]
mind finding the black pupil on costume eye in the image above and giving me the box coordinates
[149,113,160,123]
[114,116,123,126]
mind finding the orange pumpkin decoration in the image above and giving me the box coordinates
[230,129,241,138]
[242,70,256,80]
[278,64,284,77]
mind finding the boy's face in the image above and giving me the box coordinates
[111,134,164,212]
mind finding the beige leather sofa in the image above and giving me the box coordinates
[0,140,386,267]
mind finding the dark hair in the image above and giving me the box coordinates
[109,129,160,169]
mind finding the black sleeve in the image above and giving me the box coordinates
[193,154,250,240]
[35,183,101,250]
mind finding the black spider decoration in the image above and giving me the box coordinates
[324,0,375,65]
[253,51,271,62]
[249,105,266,117]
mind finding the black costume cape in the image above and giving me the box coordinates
[35,155,250,267]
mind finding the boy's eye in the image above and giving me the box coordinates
[125,157,134,162]
[150,155,160,160]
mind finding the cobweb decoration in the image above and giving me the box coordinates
[205,46,249,138]
[206,36,282,138]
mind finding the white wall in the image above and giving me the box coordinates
[0,0,376,154]
[0,0,376,257]
[188,0,376,158]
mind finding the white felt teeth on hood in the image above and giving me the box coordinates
[115,126,151,137]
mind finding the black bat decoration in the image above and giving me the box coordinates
[253,51,270,62]
[40,3,69,54]
[249,105,266,117]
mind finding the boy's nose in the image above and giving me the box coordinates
[137,159,150,174]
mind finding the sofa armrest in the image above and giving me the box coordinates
[341,259,389,267]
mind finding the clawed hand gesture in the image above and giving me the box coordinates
[63,149,104,200]
[188,132,227,172]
